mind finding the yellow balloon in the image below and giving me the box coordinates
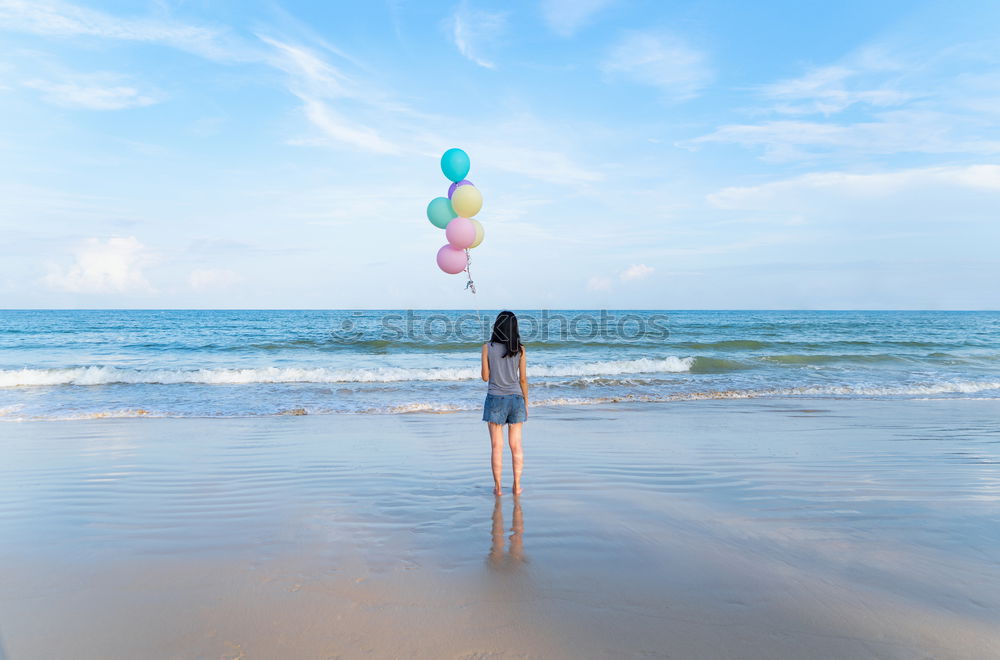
[469,219,484,248]
[451,184,483,217]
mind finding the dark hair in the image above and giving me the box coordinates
[489,311,522,358]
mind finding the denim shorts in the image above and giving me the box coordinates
[482,393,526,424]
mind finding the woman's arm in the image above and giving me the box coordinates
[519,347,528,418]
[481,343,490,382]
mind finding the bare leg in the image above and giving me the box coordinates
[488,495,504,567]
[488,422,504,495]
[509,495,524,562]
[508,423,524,494]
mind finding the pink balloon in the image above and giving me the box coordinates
[445,216,476,249]
[436,244,466,274]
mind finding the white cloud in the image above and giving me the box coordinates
[0,0,247,61]
[696,164,1000,290]
[766,70,911,115]
[189,268,241,291]
[264,36,604,181]
[44,236,153,293]
[601,31,711,100]
[24,72,159,110]
[760,51,912,116]
[260,35,352,98]
[541,0,615,37]
[619,263,654,281]
[688,42,1000,161]
[709,164,1000,210]
[448,3,507,69]
[301,97,400,154]
[686,112,1000,162]
[260,36,401,155]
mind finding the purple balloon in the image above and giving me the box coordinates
[447,179,474,199]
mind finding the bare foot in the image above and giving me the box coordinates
[512,484,523,495]
[494,485,503,496]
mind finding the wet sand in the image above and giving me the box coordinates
[1,399,999,659]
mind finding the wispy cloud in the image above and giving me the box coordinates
[708,164,1000,210]
[688,111,1000,162]
[24,72,159,110]
[541,0,615,37]
[448,3,507,69]
[601,31,711,101]
[299,97,400,154]
[3,0,601,180]
[688,40,1000,161]
[260,35,401,154]
[291,82,604,183]
[694,163,1000,296]
[760,49,912,116]
[261,34,607,183]
[260,34,353,97]
[0,0,249,61]
[44,236,153,293]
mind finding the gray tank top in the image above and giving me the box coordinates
[486,342,522,395]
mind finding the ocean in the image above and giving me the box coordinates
[1,309,998,420]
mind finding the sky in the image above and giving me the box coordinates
[1,0,999,309]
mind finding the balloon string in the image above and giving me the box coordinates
[464,249,477,295]
[464,249,484,340]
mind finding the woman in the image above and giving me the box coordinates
[481,311,527,495]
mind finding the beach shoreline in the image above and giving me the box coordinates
[1,398,998,658]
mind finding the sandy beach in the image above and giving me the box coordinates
[2,398,998,659]
[3,0,999,655]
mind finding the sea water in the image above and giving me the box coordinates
[1,310,998,420]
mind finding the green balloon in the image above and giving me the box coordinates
[440,148,470,182]
[426,197,456,229]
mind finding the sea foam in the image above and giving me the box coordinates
[0,357,695,387]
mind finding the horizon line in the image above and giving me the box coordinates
[2,308,998,313]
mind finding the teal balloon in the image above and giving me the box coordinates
[440,148,471,182]
[426,197,456,229]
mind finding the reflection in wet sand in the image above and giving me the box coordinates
[3,402,1000,658]
[488,495,526,570]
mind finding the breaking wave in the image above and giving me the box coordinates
[0,357,696,387]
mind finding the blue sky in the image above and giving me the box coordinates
[1,0,998,309]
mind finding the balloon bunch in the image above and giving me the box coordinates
[427,148,484,293]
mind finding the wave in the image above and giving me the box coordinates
[0,357,696,388]
[674,339,771,350]
[544,380,1000,402]
[69,337,676,353]
[761,353,909,366]
[672,339,986,352]
[396,380,1000,407]
[528,380,1000,403]
[9,351,997,388]
[689,357,753,373]
[0,408,156,421]
[6,380,1000,421]
[788,381,1000,396]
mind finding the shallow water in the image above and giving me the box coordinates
[1,399,998,658]
[2,310,999,419]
